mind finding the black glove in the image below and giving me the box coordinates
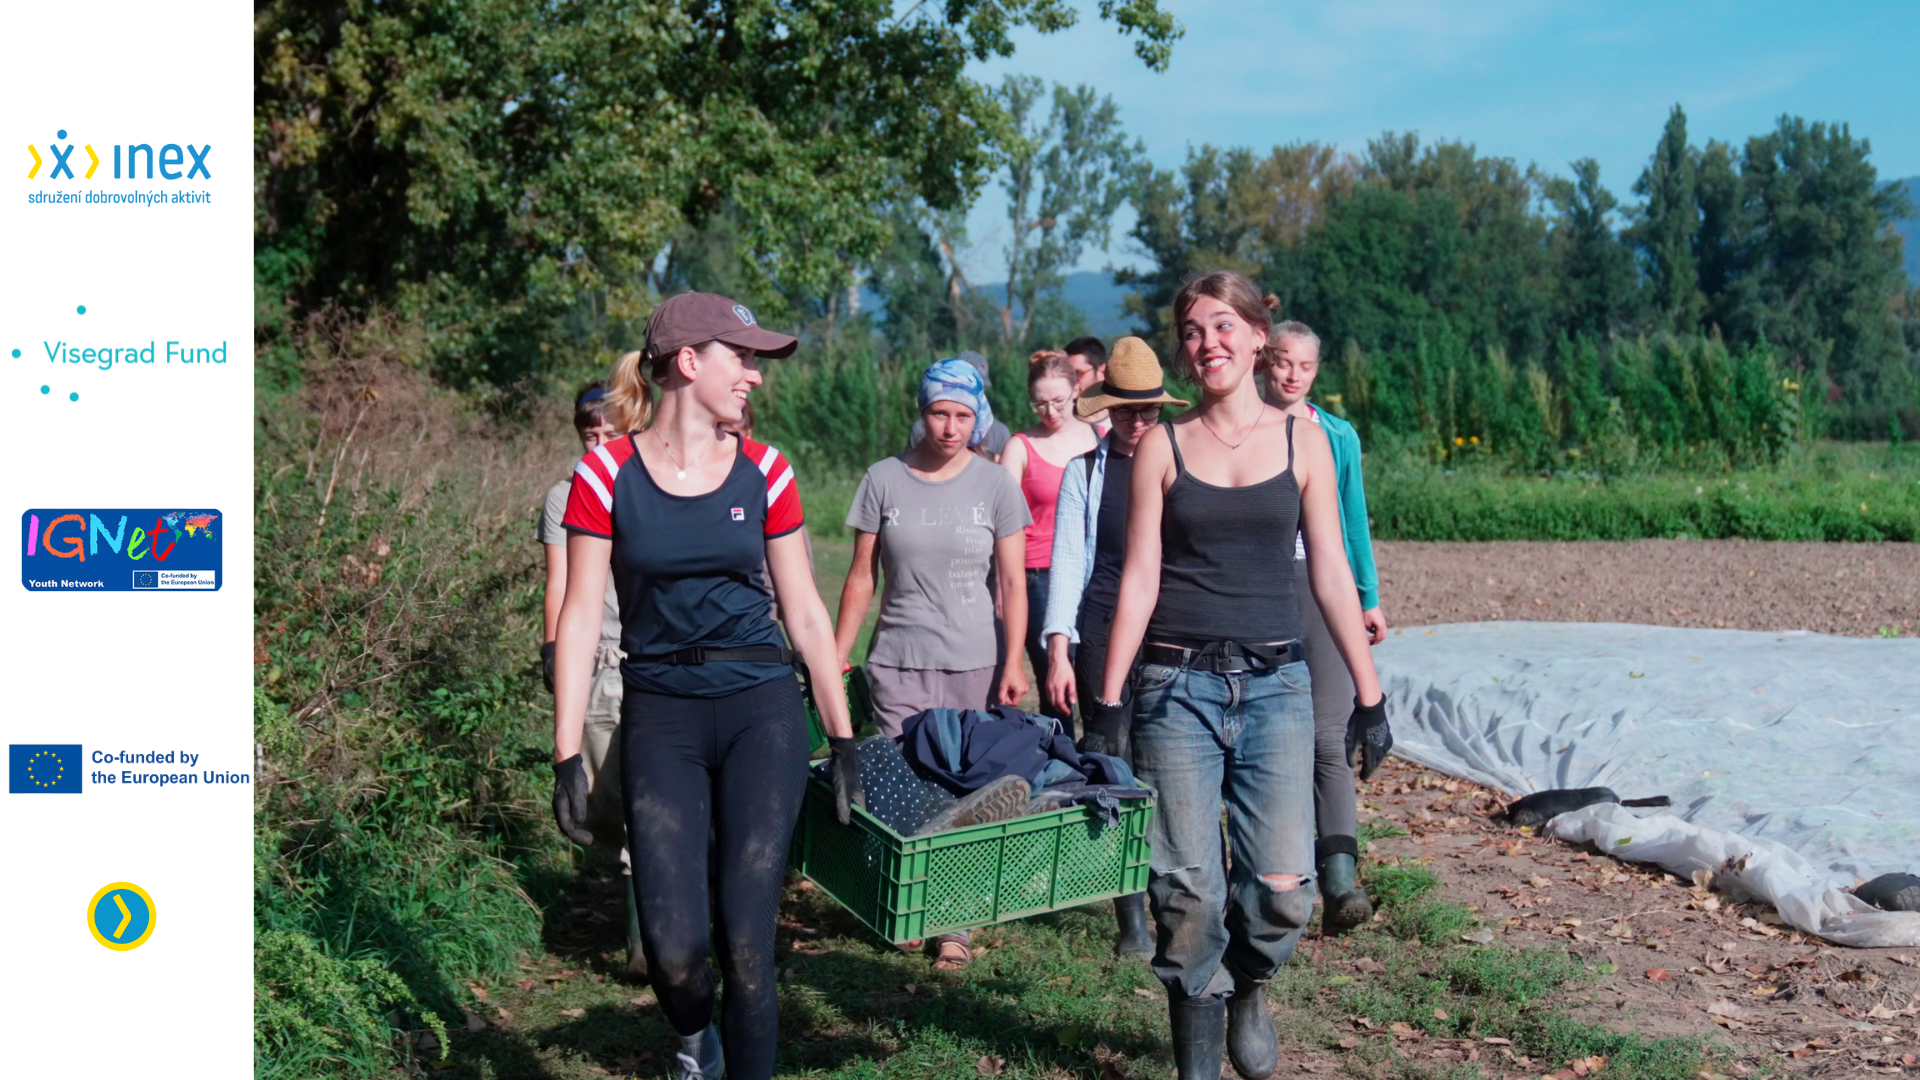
[1081,691,1133,763]
[551,754,594,845]
[541,641,557,694]
[1346,696,1392,782]
[828,737,866,826]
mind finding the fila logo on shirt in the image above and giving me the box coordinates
[731,507,745,521]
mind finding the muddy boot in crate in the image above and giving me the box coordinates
[624,874,650,984]
[1112,892,1153,959]
[1168,994,1226,1080]
[1317,836,1372,936]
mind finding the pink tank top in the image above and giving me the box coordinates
[1016,433,1067,569]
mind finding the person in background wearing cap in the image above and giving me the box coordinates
[1261,320,1389,936]
[835,357,1031,971]
[1043,336,1187,960]
[552,292,862,1080]
[1000,352,1101,731]
[538,378,648,980]
[1063,336,1112,430]
[907,349,1012,460]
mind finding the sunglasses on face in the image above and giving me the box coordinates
[1110,405,1164,422]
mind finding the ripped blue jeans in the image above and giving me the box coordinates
[1131,659,1316,1001]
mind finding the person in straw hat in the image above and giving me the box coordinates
[1042,335,1189,960]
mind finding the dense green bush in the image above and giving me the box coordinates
[254,355,576,1076]
[1330,329,1799,473]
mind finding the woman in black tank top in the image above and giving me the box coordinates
[1088,272,1389,1080]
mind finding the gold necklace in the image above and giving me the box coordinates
[1200,407,1263,451]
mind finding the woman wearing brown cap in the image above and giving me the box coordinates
[1043,336,1187,960]
[551,292,861,1080]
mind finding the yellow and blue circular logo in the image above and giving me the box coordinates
[87,882,156,951]
[21,748,69,790]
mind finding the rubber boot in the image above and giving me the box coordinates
[624,874,650,984]
[1112,893,1153,960]
[1317,838,1374,936]
[673,1023,724,1080]
[1169,995,1226,1080]
[1226,975,1279,1079]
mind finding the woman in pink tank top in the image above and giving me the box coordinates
[1002,351,1100,727]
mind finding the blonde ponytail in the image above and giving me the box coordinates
[605,350,654,432]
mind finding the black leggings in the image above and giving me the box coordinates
[622,674,808,1080]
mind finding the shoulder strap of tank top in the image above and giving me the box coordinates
[1285,414,1296,473]
[1163,420,1185,477]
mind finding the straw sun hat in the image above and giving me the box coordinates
[1075,336,1189,418]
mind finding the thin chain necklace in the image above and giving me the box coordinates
[1200,406,1263,451]
[652,430,707,481]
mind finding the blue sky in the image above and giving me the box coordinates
[955,0,1920,279]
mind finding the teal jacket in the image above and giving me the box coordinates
[1309,405,1380,610]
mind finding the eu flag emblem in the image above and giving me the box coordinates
[10,745,81,793]
[133,571,158,589]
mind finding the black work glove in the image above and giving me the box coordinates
[828,737,866,826]
[1081,690,1133,764]
[551,754,594,845]
[541,641,557,694]
[1346,696,1392,782]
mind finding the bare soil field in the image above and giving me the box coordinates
[1343,756,1920,1077]
[1376,540,1920,637]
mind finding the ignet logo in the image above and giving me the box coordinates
[26,128,211,181]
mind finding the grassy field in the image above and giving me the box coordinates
[417,821,1721,1080]
[1369,440,1920,542]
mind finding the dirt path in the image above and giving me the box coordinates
[1376,540,1919,637]
[1347,757,1920,1077]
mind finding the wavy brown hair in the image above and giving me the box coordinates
[1172,270,1282,373]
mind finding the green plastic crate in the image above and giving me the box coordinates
[789,777,1154,944]
[801,667,874,754]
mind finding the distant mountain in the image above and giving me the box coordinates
[969,270,1138,342]
[1895,176,1919,286]
[856,270,1140,344]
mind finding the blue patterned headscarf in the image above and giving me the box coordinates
[918,357,995,447]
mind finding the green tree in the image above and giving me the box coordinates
[1737,116,1914,413]
[1630,104,1705,331]
[1120,142,1355,355]
[255,0,1182,385]
[1549,158,1641,339]
[993,77,1143,345]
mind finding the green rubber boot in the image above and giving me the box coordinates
[1317,838,1373,936]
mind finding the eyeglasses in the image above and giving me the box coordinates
[1109,405,1164,422]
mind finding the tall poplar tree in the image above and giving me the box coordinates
[1631,105,1705,331]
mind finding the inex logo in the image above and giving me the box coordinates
[26,127,211,181]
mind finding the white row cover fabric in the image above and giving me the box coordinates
[1376,622,1920,947]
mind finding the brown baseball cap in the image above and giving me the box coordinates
[643,292,798,361]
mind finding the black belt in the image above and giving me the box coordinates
[1141,639,1302,675]
[632,645,795,666]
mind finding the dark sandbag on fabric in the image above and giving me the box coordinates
[1855,873,1920,912]
[1503,787,1671,829]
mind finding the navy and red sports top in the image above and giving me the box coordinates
[563,433,804,698]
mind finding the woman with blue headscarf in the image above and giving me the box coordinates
[836,357,1032,734]
[834,358,1032,969]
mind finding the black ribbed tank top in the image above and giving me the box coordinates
[1146,416,1303,646]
